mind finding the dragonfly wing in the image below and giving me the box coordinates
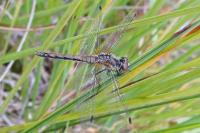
[101,10,136,54]
[93,9,103,55]
[88,63,104,122]
[81,2,113,55]
[79,7,102,56]
[93,2,115,55]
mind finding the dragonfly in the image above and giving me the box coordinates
[36,5,136,124]
[36,52,129,74]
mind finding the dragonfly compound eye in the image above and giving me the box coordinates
[120,57,129,71]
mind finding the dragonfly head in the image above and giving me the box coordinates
[119,57,129,72]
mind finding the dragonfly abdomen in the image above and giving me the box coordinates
[80,55,97,63]
[36,52,97,63]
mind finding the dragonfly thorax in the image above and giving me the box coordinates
[96,53,129,74]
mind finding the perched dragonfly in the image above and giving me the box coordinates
[36,5,135,124]
[36,52,129,74]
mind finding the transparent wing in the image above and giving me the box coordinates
[93,6,103,55]
[79,5,103,55]
[93,1,114,55]
[100,9,136,54]
[82,0,114,55]
[88,64,103,122]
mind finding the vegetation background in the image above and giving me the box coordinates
[0,0,200,132]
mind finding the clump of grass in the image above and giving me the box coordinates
[0,0,200,132]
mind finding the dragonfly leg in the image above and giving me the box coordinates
[109,71,132,124]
